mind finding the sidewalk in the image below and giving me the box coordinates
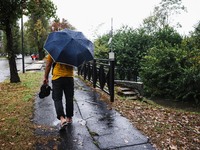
[33,75,155,150]
[25,60,44,71]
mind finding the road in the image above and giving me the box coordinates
[0,56,32,82]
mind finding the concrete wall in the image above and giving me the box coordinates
[115,80,143,96]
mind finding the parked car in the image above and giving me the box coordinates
[31,54,39,60]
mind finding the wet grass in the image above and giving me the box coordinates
[0,71,43,150]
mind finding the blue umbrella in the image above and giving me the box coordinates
[44,29,94,67]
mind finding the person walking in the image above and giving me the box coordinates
[43,54,74,129]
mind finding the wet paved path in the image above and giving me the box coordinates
[0,57,42,82]
[34,76,155,150]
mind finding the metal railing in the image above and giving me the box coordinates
[78,58,115,102]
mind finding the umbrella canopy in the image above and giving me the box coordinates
[44,29,94,67]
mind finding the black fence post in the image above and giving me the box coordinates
[109,60,114,102]
[83,63,87,80]
[79,57,115,102]
[92,59,97,88]
[109,52,115,102]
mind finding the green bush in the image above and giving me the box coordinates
[112,27,153,77]
[140,46,200,104]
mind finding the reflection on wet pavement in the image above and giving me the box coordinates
[0,59,9,82]
[34,76,155,149]
[0,57,32,82]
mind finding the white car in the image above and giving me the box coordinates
[16,54,22,59]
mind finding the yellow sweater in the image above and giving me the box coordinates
[46,54,74,80]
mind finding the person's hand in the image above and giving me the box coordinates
[43,78,48,85]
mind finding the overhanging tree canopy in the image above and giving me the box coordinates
[26,0,57,60]
[0,0,26,83]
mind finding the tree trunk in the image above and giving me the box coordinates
[6,22,20,83]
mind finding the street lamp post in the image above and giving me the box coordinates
[21,13,25,73]
[109,18,115,102]
[21,1,26,73]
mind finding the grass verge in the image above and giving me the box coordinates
[0,71,43,150]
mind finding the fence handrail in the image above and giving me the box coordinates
[78,58,115,102]
[78,57,140,101]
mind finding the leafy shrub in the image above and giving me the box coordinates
[112,27,153,78]
[140,46,200,104]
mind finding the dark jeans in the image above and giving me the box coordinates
[52,77,74,120]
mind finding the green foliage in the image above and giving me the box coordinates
[24,20,38,54]
[112,26,153,75]
[0,0,24,82]
[0,23,21,54]
[26,0,57,59]
[92,0,199,106]
[0,31,3,53]
[181,36,196,51]
[140,46,200,103]
[94,26,153,80]
[153,25,183,47]
[94,34,110,58]
[12,23,21,54]
[0,0,23,30]
[94,22,200,105]
[191,21,200,49]
[27,0,57,20]
[0,31,6,53]
[140,46,183,96]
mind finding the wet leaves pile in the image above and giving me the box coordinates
[94,87,200,150]
[113,99,199,150]
[0,72,43,150]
